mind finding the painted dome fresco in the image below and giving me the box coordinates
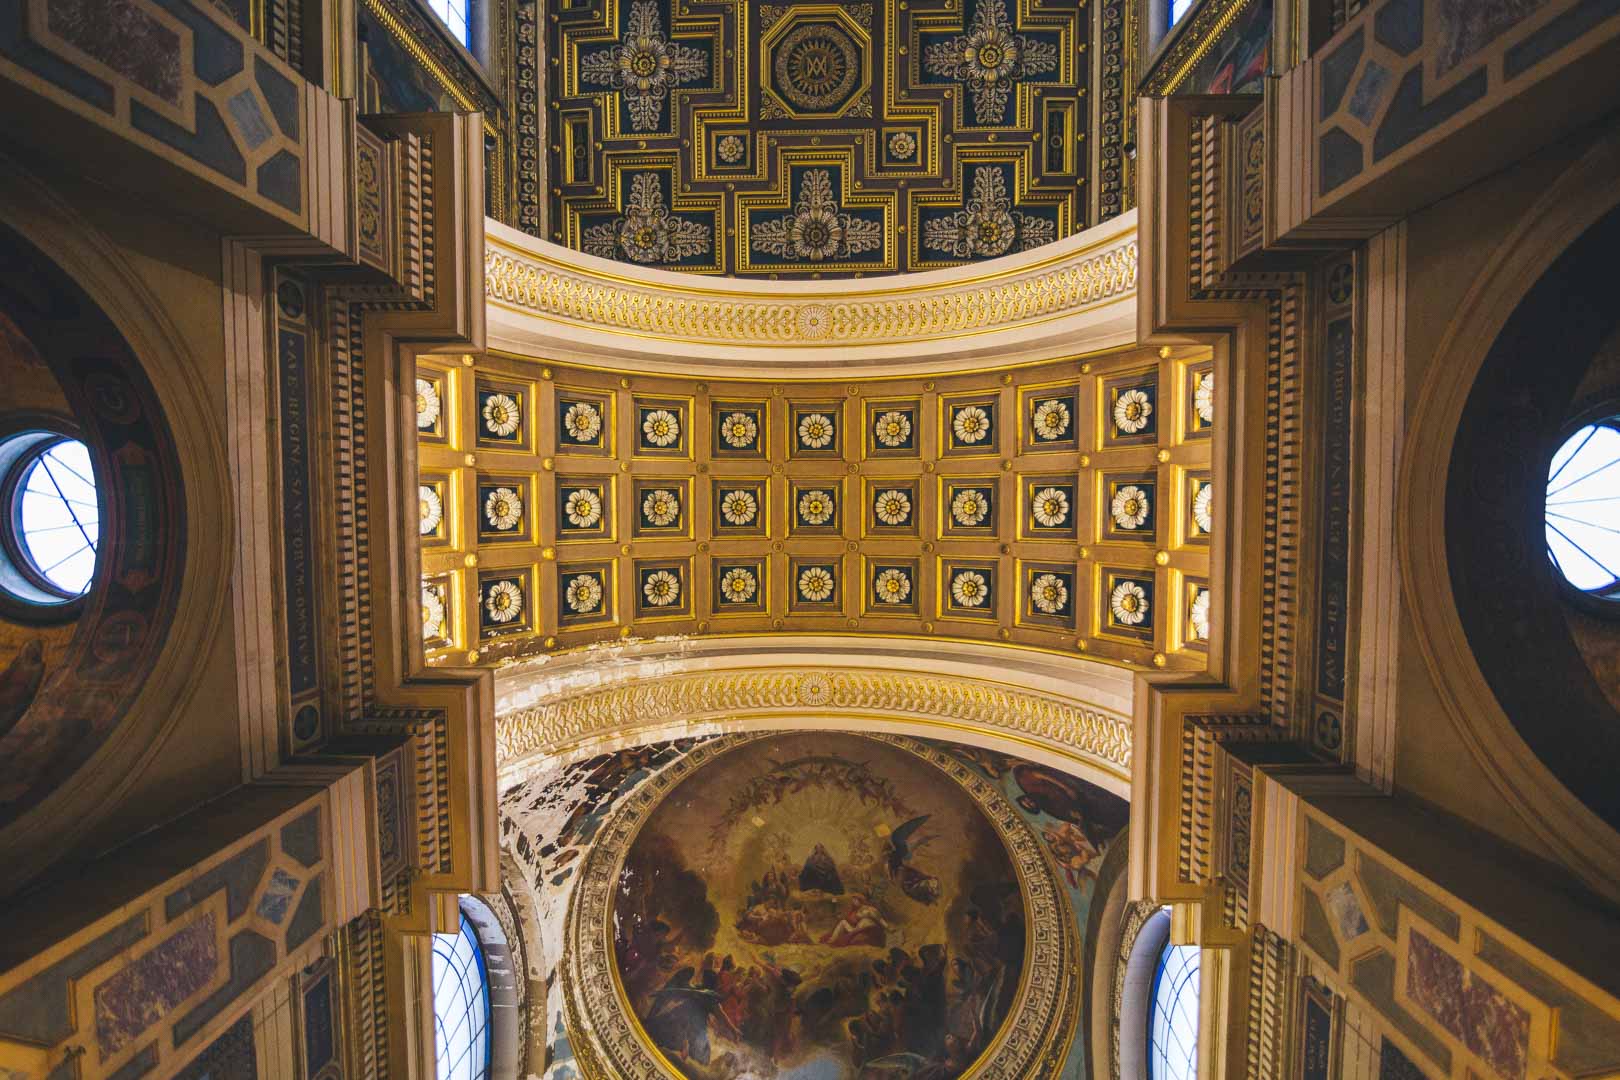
[546,0,1090,276]
[504,731,1129,1079]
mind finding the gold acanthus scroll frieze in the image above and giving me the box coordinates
[483,231,1139,345]
[496,668,1133,778]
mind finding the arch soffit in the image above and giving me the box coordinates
[1400,126,1620,901]
[0,159,234,878]
[484,211,1139,378]
[493,634,1136,798]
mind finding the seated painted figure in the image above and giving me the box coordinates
[822,894,887,948]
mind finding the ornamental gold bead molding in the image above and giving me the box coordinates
[495,666,1132,790]
[483,212,1139,377]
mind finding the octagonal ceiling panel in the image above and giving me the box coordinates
[548,0,1090,275]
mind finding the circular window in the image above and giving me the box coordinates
[1148,936,1200,1080]
[432,913,491,1080]
[1,428,100,612]
[1545,418,1620,601]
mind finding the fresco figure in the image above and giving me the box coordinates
[611,733,1029,1080]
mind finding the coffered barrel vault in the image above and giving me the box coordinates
[547,0,1097,275]
[417,343,1215,672]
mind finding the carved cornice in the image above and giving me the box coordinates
[483,214,1139,375]
[497,667,1133,786]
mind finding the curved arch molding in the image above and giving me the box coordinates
[484,212,1138,378]
[1400,127,1620,900]
[494,636,1135,796]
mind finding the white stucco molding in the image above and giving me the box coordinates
[493,635,1136,798]
[484,211,1139,377]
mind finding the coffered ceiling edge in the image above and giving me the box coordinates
[493,635,1136,796]
[484,212,1139,377]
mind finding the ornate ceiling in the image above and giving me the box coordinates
[417,346,1215,671]
[500,730,1129,1079]
[546,0,1093,275]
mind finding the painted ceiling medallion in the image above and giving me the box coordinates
[568,732,1076,1079]
[553,0,1085,275]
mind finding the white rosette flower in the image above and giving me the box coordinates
[564,402,603,442]
[421,587,445,638]
[798,566,835,602]
[1109,580,1148,625]
[952,405,991,444]
[874,568,912,604]
[950,571,989,607]
[951,489,989,527]
[798,489,835,526]
[642,409,681,447]
[1189,588,1210,640]
[720,411,758,448]
[419,485,443,535]
[1195,372,1214,424]
[482,392,521,437]
[1192,482,1213,533]
[720,489,758,526]
[1110,485,1150,529]
[798,412,835,449]
[1031,573,1068,614]
[873,489,911,526]
[485,580,523,623]
[1113,388,1152,434]
[720,567,758,604]
[564,489,603,528]
[1032,399,1070,440]
[484,487,523,530]
[416,378,441,430]
[642,488,680,527]
[1032,487,1070,527]
[642,570,681,606]
[566,574,603,614]
[873,410,912,447]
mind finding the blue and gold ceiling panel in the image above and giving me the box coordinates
[549,0,1091,275]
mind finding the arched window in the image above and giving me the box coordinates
[1545,418,1620,602]
[1148,938,1201,1080]
[424,0,470,46]
[432,913,491,1080]
[1,428,99,611]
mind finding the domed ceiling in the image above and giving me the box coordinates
[500,731,1128,1079]
[545,0,1091,275]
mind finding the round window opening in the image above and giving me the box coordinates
[1,430,99,609]
[1546,418,1620,603]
